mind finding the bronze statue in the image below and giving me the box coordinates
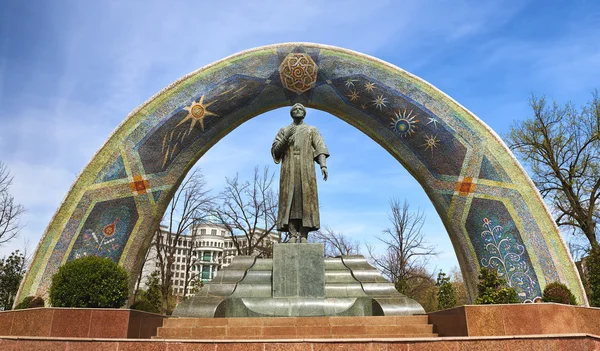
[271,103,329,243]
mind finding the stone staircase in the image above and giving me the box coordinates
[155,315,437,339]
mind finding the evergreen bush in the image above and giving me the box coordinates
[436,270,456,310]
[587,247,600,307]
[49,256,129,308]
[130,299,160,313]
[474,267,519,304]
[542,282,577,305]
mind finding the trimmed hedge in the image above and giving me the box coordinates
[49,256,129,308]
[542,281,577,305]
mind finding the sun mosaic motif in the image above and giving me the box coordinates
[390,108,419,137]
[176,95,218,132]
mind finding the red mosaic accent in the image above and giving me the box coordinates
[129,175,149,195]
[456,177,476,196]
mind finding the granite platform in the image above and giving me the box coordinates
[174,243,425,317]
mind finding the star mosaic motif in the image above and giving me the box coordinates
[364,82,375,92]
[360,103,368,110]
[176,95,218,132]
[345,78,357,88]
[427,117,439,129]
[347,89,360,101]
[422,134,440,154]
[372,95,388,110]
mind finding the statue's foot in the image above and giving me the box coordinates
[300,237,308,243]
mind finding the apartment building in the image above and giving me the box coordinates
[140,222,279,297]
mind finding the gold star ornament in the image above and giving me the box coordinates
[176,95,218,132]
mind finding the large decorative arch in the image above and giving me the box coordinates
[17,43,586,304]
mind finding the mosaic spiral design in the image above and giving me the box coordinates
[17,43,586,305]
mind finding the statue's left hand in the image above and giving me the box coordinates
[321,167,328,181]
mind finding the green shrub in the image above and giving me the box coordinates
[130,299,160,313]
[14,296,34,310]
[475,267,520,304]
[49,256,129,308]
[587,247,600,307]
[542,282,577,305]
[14,295,45,309]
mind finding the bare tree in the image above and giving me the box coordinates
[180,228,201,298]
[311,226,361,257]
[133,242,153,302]
[506,92,600,248]
[0,162,26,246]
[154,169,213,314]
[367,198,438,297]
[449,266,469,306]
[211,166,278,257]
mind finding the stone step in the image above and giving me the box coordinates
[162,315,429,328]
[153,333,438,340]
[156,316,436,340]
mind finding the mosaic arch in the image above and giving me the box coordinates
[18,43,586,304]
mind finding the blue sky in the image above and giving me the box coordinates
[1,0,599,274]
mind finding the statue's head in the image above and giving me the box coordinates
[290,103,306,119]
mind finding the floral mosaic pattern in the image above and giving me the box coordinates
[480,218,539,301]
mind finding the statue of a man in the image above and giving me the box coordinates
[271,103,329,243]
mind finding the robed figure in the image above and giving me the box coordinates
[271,103,329,243]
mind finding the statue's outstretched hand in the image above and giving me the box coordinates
[321,167,328,181]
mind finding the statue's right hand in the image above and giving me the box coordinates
[286,126,296,141]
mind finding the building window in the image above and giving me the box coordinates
[201,229,206,235]
[211,229,217,235]
[221,230,225,236]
